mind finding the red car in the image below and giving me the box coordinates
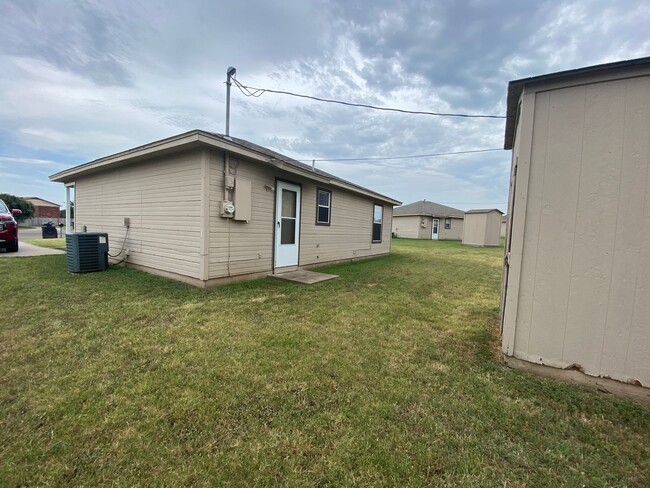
[0,199,22,253]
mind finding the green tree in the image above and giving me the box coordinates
[0,194,35,222]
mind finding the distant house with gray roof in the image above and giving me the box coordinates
[392,200,464,240]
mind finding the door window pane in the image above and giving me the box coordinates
[282,189,296,218]
[281,218,296,244]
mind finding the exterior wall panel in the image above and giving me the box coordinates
[74,150,203,278]
[462,214,487,246]
[439,217,463,240]
[504,73,650,387]
[209,153,392,279]
[392,216,423,238]
[393,215,463,240]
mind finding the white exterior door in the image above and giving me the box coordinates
[432,218,439,240]
[274,181,301,268]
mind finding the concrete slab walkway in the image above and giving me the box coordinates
[0,241,65,258]
[270,269,338,284]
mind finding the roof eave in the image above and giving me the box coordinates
[49,129,401,206]
[504,56,650,150]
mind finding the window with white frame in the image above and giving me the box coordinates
[316,188,331,225]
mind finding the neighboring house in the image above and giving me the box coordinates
[501,56,650,388]
[462,209,502,247]
[500,215,507,238]
[23,196,62,226]
[392,200,464,240]
[50,130,400,286]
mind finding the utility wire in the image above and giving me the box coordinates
[231,77,506,119]
[298,147,502,163]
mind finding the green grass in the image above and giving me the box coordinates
[1,239,648,486]
[25,237,66,250]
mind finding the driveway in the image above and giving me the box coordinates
[0,227,65,258]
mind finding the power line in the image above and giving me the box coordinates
[298,148,502,163]
[231,77,506,119]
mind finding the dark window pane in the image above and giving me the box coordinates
[318,206,330,223]
[282,189,296,218]
[373,222,382,242]
[281,218,296,244]
[318,190,330,207]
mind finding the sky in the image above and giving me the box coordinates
[0,0,649,211]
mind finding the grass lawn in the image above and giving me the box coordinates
[25,237,66,250]
[1,239,648,486]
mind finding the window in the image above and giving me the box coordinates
[445,217,451,229]
[372,204,383,243]
[316,188,331,225]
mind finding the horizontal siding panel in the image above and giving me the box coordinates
[75,150,203,279]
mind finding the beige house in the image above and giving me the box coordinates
[462,209,502,247]
[50,130,400,286]
[500,215,507,238]
[501,56,650,388]
[392,200,464,240]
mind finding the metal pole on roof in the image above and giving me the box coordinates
[225,66,236,137]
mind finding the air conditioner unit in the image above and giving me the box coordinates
[66,232,109,273]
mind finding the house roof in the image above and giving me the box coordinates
[504,56,650,150]
[49,130,401,206]
[393,200,464,218]
[465,208,503,215]
[23,197,60,207]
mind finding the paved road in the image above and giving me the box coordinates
[0,226,66,257]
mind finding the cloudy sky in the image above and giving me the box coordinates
[1,0,649,211]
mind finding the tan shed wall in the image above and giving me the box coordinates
[484,211,502,246]
[462,213,487,246]
[502,72,650,387]
[74,150,203,278]
[463,212,500,246]
[208,152,391,280]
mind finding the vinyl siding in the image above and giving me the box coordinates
[300,182,392,264]
[439,217,464,240]
[393,215,463,240]
[208,152,392,279]
[74,150,203,278]
[503,72,650,387]
[392,215,423,238]
[208,151,275,279]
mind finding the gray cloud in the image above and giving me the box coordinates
[0,0,647,209]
